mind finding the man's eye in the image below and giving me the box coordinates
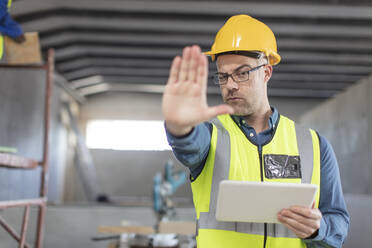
[236,71,249,77]
[218,74,228,80]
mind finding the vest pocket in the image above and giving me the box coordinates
[264,154,302,179]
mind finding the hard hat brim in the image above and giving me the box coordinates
[203,50,281,65]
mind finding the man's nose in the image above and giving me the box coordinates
[225,76,239,90]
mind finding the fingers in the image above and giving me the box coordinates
[278,217,310,239]
[196,52,208,88]
[188,45,201,83]
[178,47,191,82]
[206,104,234,120]
[278,209,320,230]
[167,56,181,85]
[177,45,205,84]
[277,207,322,239]
[289,206,322,220]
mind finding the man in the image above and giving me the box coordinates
[162,15,349,248]
[0,0,25,59]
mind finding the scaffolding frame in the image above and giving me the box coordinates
[0,49,54,248]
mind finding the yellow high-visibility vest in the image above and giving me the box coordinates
[0,36,3,59]
[0,0,13,59]
[191,114,321,248]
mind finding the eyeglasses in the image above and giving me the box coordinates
[213,64,267,85]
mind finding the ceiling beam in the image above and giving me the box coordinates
[12,0,372,20]
[40,32,213,48]
[57,58,172,72]
[41,32,372,54]
[53,45,372,65]
[267,88,338,98]
[270,81,350,90]
[54,73,86,103]
[63,66,364,83]
[275,64,372,75]
[78,82,339,98]
[22,16,372,39]
[70,75,104,89]
[54,46,179,61]
[71,75,354,91]
[56,57,372,75]
[10,0,370,100]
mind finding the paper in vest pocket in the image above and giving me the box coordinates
[264,154,302,179]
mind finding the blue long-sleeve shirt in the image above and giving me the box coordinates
[166,107,349,248]
[0,0,23,38]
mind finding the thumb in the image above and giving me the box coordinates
[205,104,234,120]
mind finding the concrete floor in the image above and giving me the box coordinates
[0,205,195,248]
[0,194,371,248]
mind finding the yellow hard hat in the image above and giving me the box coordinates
[205,15,281,65]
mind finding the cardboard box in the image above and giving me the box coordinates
[4,32,42,64]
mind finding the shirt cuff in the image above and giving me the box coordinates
[303,217,327,242]
[165,122,197,147]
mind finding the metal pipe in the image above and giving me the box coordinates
[0,153,39,169]
[19,206,30,248]
[35,48,54,248]
[0,198,45,208]
[35,205,46,248]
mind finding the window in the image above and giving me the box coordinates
[86,120,171,151]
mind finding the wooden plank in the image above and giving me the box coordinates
[158,221,196,235]
[4,32,42,65]
[98,222,196,235]
[107,241,119,248]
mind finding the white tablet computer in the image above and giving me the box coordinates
[216,181,318,224]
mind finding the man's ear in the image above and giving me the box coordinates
[264,65,273,84]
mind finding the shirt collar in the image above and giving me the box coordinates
[231,107,278,130]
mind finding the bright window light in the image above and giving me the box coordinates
[86,120,171,151]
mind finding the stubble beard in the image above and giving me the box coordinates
[226,99,255,116]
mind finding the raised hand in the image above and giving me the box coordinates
[162,45,234,136]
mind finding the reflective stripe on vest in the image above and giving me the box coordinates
[191,114,321,248]
[0,36,3,59]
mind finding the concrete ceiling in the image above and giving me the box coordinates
[11,0,372,99]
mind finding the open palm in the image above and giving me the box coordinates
[162,45,233,136]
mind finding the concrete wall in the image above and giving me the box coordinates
[299,75,372,247]
[77,92,193,204]
[343,194,372,248]
[76,92,324,203]
[299,75,372,195]
[0,68,44,201]
[0,68,76,203]
[269,96,324,122]
[91,149,191,203]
